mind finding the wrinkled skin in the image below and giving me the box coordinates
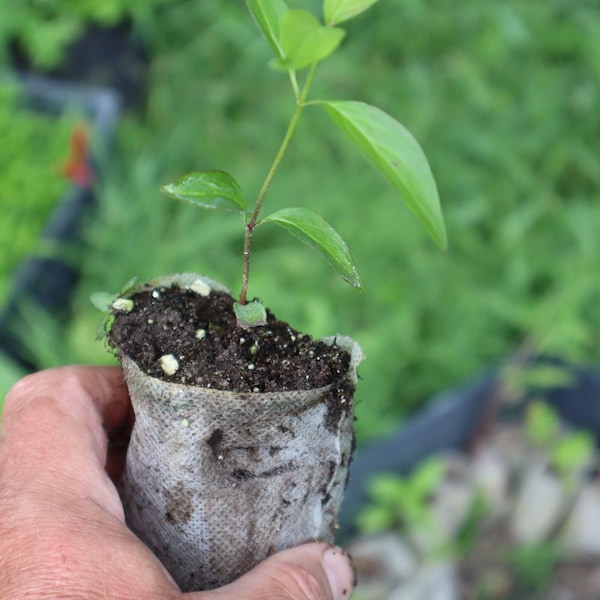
[0,366,354,600]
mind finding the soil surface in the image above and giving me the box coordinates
[108,283,352,394]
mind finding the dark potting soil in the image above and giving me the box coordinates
[108,284,353,395]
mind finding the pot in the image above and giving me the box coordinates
[112,273,364,591]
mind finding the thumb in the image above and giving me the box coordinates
[187,542,354,600]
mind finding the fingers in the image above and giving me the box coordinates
[0,366,131,519]
[189,542,354,600]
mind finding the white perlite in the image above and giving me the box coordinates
[112,298,134,313]
[116,274,364,592]
[159,354,179,376]
[189,278,211,296]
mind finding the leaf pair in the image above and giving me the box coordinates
[246,0,382,58]
[246,1,360,72]
[161,173,362,289]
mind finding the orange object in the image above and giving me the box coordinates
[60,125,94,187]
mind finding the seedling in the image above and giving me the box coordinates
[158,0,446,328]
[525,400,561,448]
[526,400,595,487]
[356,456,446,549]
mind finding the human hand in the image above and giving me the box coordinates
[0,366,354,599]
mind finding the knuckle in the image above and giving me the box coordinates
[4,371,45,413]
[3,367,85,418]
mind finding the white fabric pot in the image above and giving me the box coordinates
[116,275,363,591]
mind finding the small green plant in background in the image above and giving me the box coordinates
[356,456,446,550]
[151,0,446,329]
[526,399,595,489]
[355,396,600,598]
[525,399,562,447]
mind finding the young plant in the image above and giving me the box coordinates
[526,399,595,488]
[356,456,446,551]
[159,0,446,328]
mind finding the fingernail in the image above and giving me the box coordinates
[322,546,355,599]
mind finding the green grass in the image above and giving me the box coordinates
[6,0,600,441]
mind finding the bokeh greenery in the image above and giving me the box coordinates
[0,80,74,307]
[1,0,599,441]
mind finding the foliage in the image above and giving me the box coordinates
[7,0,600,441]
[0,0,175,69]
[0,80,75,306]
[356,456,445,538]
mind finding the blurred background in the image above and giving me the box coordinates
[0,0,599,445]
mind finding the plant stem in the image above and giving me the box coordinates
[239,65,318,305]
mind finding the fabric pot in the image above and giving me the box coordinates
[115,274,364,592]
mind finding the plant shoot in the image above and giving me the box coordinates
[158,0,446,328]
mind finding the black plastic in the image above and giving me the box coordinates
[10,19,148,109]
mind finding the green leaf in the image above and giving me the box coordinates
[355,504,396,534]
[90,291,115,312]
[91,276,138,340]
[262,207,362,289]
[552,432,594,476]
[95,314,113,341]
[518,365,574,391]
[324,0,380,25]
[117,276,139,298]
[275,10,346,71]
[367,475,407,507]
[245,0,288,58]
[525,401,560,447]
[161,171,247,213]
[234,301,268,329]
[322,100,447,250]
[410,456,446,499]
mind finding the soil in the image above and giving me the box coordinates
[107,283,352,394]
